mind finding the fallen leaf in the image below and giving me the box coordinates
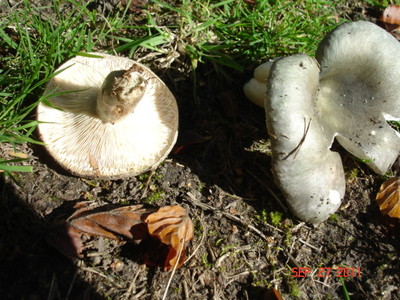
[144,205,194,270]
[380,5,400,25]
[376,177,400,219]
[380,5,400,39]
[46,223,86,258]
[68,204,150,240]
[48,203,193,271]
[261,288,284,300]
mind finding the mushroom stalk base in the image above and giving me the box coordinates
[97,64,147,124]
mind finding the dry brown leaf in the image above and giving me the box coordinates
[68,204,150,240]
[262,288,284,300]
[376,177,400,219]
[380,5,400,25]
[144,205,194,271]
[48,203,193,271]
[48,203,151,258]
[46,223,86,258]
[380,5,400,39]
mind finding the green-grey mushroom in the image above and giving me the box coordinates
[244,21,400,223]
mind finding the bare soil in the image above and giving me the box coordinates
[0,1,399,300]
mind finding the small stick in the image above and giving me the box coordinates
[298,238,322,252]
[162,238,185,300]
[283,117,312,160]
[246,168,288,212]
[65,271,78,300]
[123,268,142,300]
[183,210,206,266]
[140,171,155,199]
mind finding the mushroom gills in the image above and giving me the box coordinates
[38,53,179,179]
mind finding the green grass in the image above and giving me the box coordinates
[0,0,386,173]
[0,0,134,172]
[339,277,351,300]
[149,0,346,69]
[363,0,391,8]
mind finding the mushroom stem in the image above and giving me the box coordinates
[96,64,147,124]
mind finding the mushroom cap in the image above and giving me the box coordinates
[243,60,275,108]
[266,55,345,223]
[244,21,400,223]
[316,21,400,174]
[37,53,178,179]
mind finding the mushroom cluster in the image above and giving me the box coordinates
[244,21,400,223]
[38,53,178,179]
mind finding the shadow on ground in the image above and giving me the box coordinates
[0,176,104,300]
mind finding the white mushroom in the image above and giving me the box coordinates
[37,53,178,179]
[243,60,275,108]
[244,21,400,223]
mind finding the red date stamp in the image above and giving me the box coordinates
[292,267,361,278]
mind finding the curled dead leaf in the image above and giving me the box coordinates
[68,204,150,240]
[144,205,194,271]
[380,5,400,39]
[380,5,400,25]
[48,203,193,271]
[376,177,400,219]
[262,287,284,300]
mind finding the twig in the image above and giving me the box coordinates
[285,250,301,269]
[225,271,251,286]
[224,210,284,234]
[131,289,147,299]
[162,238,185,300]
[186,191,283,236]
[65,271,78,300]
[283,117,312,160]
[215,245,252,267]
[298,238,322,252]
[81,267,123,288]
[47,274,57,300]
[185,192,305,270]
[183,210,206,266]
[140,170,154,199]
[123,268,142,300]
[246,169,288,212]
[313,277,333,288]
[183,280,190,300]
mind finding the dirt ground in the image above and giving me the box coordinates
[1,1,399,299]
